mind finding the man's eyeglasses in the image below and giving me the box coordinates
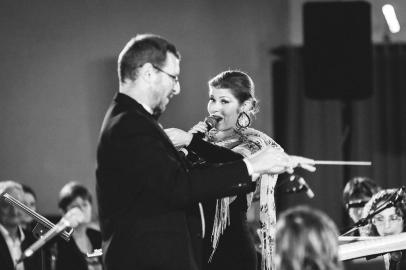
[152,65,179,84]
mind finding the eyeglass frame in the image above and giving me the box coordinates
[152,65,179,84]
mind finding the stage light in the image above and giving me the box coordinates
[382,4,400,33]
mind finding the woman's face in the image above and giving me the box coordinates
[372,206,404,236]
[207,87,242,131]
[66,196,92,224]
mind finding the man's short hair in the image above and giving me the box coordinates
[118,33,180,83]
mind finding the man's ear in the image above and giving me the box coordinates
[138,63,154,83]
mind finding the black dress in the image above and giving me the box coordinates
[186,135,258,270]
[55,228,102,270]
[202,195,257,270]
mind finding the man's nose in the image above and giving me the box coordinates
[172,81,180,95]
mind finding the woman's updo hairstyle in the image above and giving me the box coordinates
[58,181,93,213]
[208,70,259,116]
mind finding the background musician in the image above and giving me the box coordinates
[362,189,406,270]
[343,176,381,236]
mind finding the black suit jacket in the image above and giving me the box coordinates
[96,93,255,270]
[0,227,42,270]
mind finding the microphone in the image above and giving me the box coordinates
[392,186,405,204]
[19,207,83,262]
[19,218,70,261]
[194,115,221,139]
[297,177,315,199]
[205,115,221,129]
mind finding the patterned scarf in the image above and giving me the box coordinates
[206,127,282,270]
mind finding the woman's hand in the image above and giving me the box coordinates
[164,128,193,148]
[64,207,85,228]
[189,121,208,134]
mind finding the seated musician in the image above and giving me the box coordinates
[362,189,406,270]
[55,181,103,270]
[343,176,381,236]
[275,206,343,270]
[0,180,41,270]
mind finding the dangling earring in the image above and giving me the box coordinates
[236,111,250,129]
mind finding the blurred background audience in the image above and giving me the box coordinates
[0,180,41,270]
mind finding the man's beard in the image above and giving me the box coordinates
[152,106,162,119]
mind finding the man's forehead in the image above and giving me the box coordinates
[165,52,180,73]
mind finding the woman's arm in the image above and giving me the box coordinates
[187,134,243,163]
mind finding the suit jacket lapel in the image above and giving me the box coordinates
[115,93,189,169]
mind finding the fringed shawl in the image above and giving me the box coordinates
[206,127,283,270]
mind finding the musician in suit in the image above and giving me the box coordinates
[0,180,41,270]
[96,34,315,270]
[275,206,343,270]
[363,189,406,270]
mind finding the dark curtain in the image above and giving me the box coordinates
[273,44,406,230]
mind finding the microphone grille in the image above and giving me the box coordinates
[205,115,220,129]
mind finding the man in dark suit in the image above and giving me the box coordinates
[96,34,314,270]
[0,181,41,270]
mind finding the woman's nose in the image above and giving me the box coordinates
[383,219,393,229]
[209,102,221,112]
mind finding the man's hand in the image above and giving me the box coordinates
[288,155,316,172]
[246,145,316,175]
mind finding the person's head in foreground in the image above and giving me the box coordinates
[276,206,343,270]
